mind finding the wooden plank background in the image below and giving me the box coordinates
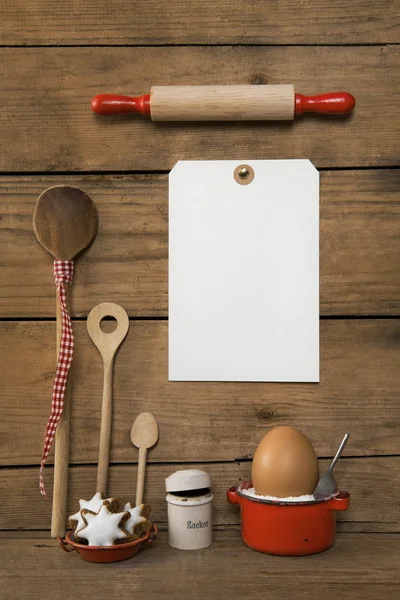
[1,171,399,318]
[0,1,399,45]
[2,458,399,532]
[1,533,399,600]
[1,320,400,466]
[0,0,399,547]
[0,47,399,171]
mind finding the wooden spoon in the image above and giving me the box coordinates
[33,185,98,538]
[87,303,129,495]
[131,413,159,505]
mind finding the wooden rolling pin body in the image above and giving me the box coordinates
[150,85,295,121]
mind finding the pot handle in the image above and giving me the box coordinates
[57,536,77,553]
[227,486,240,505]
[146,525,158,545]
[329,491,350,511]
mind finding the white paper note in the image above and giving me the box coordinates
[169,160,319,382]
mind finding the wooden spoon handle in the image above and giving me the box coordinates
[51,284,71,538]
[96,359,113,495]
[136,446,147,506]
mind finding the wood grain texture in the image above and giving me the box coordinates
[1,0,398,589]
[1,458,398,532]
[0,47,398,171]
[0,1,399,45]
[0,533,399,600]
[0,171,399,318]
[1,320,399,466]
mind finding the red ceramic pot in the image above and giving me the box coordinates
[57,525,158,563]
[227,481,350,556]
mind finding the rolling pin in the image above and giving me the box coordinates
[91,85,355,121]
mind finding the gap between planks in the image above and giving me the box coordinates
[0,44,399,49]
[0,167,399,175]
[1,454,400,470]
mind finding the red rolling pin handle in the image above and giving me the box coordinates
[295,92,355,115]
[91,93,151,116]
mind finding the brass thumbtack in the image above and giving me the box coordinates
[234,164,255,185]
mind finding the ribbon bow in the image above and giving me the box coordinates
[39,260,74,497]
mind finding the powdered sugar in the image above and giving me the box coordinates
[241,487,315,503]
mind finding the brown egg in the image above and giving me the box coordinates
[251,426,319,497]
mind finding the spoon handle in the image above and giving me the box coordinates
[97,358,114,495]
[51,286,72,538]
[136,447,147,506]
[328,433,350,472]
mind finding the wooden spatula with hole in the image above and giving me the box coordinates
[87,303,129,496]
[33,185,98,537]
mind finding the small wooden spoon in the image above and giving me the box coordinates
[131,413,159,505]
[87,303,129,495]
[33,185,98,538]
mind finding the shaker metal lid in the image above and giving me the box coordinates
[165,469,211,492]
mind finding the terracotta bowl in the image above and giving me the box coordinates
[57,525,158,563]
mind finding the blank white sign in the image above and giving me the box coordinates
[169,160,319,382]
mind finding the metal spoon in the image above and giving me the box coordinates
[313,433,350,500]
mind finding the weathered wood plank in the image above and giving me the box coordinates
[0,47,398,171]
[1,1,399,45]
[1,320,399,465]
[1,458,398,532]
[0,171,398,318]
[0,533,399,600]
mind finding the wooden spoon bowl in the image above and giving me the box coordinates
[33,185,98,260]
[131,413,159,505]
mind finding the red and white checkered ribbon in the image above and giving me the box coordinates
[39,260,74,497]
